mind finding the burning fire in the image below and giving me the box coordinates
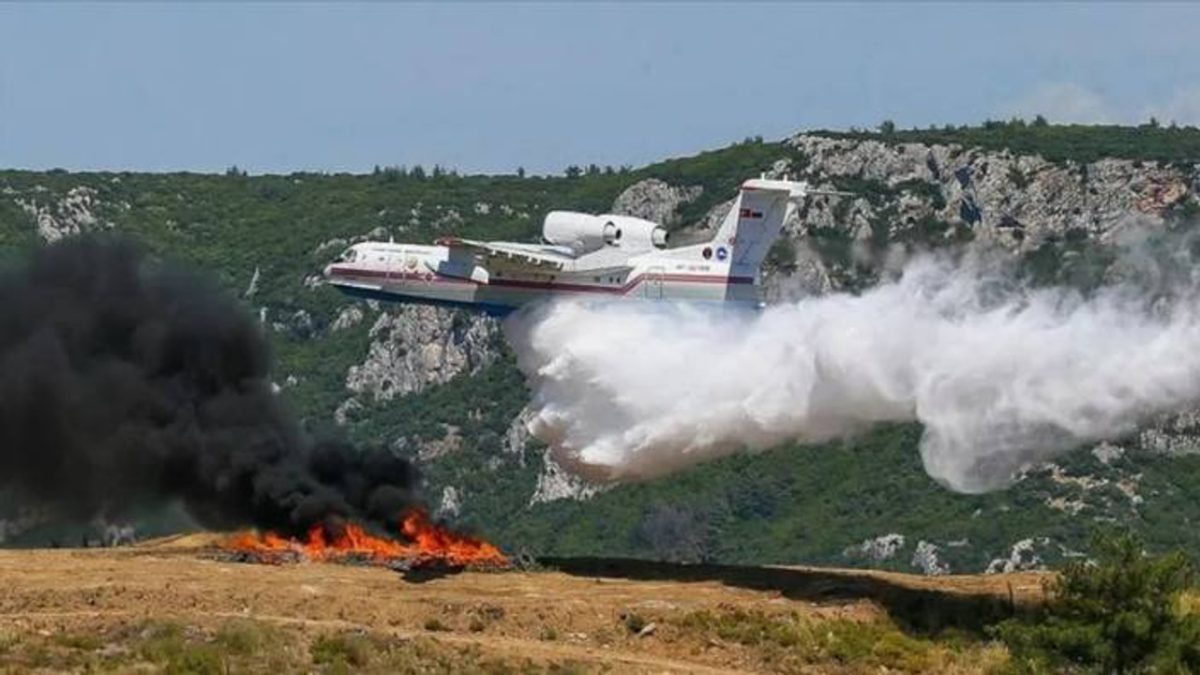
[222,509,508,569]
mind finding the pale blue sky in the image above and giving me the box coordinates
[2,2,1198,175]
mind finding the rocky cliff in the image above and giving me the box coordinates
[345,306,499,403]
[786,134,1194,254]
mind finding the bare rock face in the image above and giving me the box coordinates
[785,134,1197,262]
[794,138,947,185]
[15,186,110,242]
[985,538,1051,574]
[529,452,607,505]
[844,533,906,563]
[436,486,463,519]
[610,178,702,227]
[502,407,537,468]
[333,398,363,426]
[417,425,463,462]
[911,540,951,576]
[243,266,260,299]
[330,305,365,332]
[345,306,499,401]
[1139,410,1200,456]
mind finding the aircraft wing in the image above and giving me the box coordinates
[436,237,568,271]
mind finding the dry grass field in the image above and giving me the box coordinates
[0,537,1048,673]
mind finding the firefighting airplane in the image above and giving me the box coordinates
[323,177,838,315]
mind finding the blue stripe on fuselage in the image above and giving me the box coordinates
[331,284,515,317]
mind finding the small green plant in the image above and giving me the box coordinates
[673,608,948,671]
[1172,196,1200,223]
[1007,165,1031,189]
[168,645,225,674]
[423,617,450,632]
[622,612,647,634]
[539,626,559,641]
[136,621,186,663]
[993,531,1200,674]
[215,619,266,655]
[311,632,374,668]
[52,632,102,651]
[135,621,226,675]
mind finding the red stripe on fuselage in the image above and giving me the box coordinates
[327,267,476,285]
[328,266,755,295]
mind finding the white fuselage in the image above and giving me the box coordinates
[323,241,759,316]
[323,177,813,315]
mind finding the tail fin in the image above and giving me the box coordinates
[712,177,809,276]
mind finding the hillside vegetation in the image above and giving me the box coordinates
[830,117,1200,165]
[2,123,1200,576]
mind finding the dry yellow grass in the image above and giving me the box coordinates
[0,543,1042,673]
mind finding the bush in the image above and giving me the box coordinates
[622,612,647,634]
[215,619,267,655]
[993,532,1200,673]
[672,608,957,672]
[310,633,374,668]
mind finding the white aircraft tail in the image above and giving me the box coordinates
[711,177,808,276]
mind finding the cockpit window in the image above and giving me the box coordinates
[338,248,357,263]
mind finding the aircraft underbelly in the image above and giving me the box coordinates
[333,272,755,313]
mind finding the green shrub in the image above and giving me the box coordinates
[673,608,949,671]
[135,622,226,675]
[622,612,647,634]
[310,632,374,668]
[215,619,267,655]
[167,645,224,675]
[51,633,102,651]
[993,531,1200,673]
[1008,165,1031,189]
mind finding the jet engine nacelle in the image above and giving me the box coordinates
[603,215,669,250]
[543,211,670,255]
[543,211,619,254]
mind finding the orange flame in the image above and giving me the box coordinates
[222,509,508,568]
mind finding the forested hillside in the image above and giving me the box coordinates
[3,122,1200,575]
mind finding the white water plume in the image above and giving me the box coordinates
[505,248,1200,493]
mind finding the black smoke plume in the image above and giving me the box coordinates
[0,236,417,536]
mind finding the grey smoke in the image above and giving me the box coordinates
[507,243,1200,493]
